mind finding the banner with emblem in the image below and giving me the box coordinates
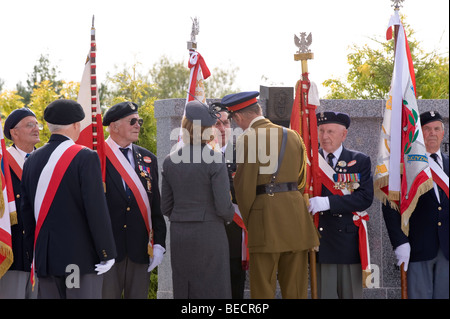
[374,11,433,235]
[290,76,321,203]
[186,50,210,104]
[76,16,106,184]
[0,118,16,278]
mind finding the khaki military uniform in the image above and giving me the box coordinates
[234,118,319,298]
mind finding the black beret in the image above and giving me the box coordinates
[316,111,351,129]
[4,108,37,140]
[44,99,85,125]
[221,91,259,112]
[185,100,217,126]
[103,101,139,126]
[420,111,443,126]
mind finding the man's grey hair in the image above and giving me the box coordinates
[47,123,71,133]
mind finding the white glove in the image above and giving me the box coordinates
[394,242,411,271]
[148,244,165,272]
[95,258,115,275]
[308,196,330,215]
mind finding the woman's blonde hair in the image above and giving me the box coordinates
[181,116,215,145]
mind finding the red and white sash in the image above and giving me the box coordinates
[318,154,371,274]
[104,137,153,256]
[429,158,449,199]
[6,146,25,181]
[232,204,249,270]
[32,140,85,288]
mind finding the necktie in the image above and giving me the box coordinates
[327,153,335,168]
[25,153,30,160]
[430,153,442,169]
[430,153,444,201]
[119,148,132,198]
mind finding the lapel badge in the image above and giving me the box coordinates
[347,160,357,167]
[143,156,152,164]
[338,160,347,167]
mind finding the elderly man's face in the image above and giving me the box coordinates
[422,121,444,153]
[318,123,348,154]
[11,116,41,147]
[113,114,142,145]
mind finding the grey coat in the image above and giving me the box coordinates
[161,144,235,299]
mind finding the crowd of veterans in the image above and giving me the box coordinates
[0,91,447,299]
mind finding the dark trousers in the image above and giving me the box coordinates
[38,273,103,299]
[230,257,246,299]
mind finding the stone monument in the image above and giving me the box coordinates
[155,96,448,299]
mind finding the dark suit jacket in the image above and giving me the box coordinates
[8,146,30,272]
[383,153,449,262]
[104,143,166,264]
[317,146,374,264]
[21,134,117,277]
[223,142,242,259]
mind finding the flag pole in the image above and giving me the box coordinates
[391,0,408,299]
[294,33,318,299]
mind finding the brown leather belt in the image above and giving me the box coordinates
[256,182,298,196]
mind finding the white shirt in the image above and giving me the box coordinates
[427,150,443,202]
[14,145,33,161]
[109,139,135,191]
[323,144,343,169]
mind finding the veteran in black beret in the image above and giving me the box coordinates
[102,101,166,299]
[222,91,319,298]
[309,110,374,299]
[161,99,235,298]
[102,101,139,126]
[20,99,117,298]
[0,108,40,299]
[383,110,449,299]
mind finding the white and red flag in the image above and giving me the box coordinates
[76,17,106,182]
[374,11,433,235]
[0,118,16,278]
[186,50,210,104]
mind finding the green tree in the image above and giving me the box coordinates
[28,80,60,147]
[0,90,25,120]
[16,54,63,105]
[148,55,239,99]
[148,56,189,99]
[103,63,157,153]
[323,18,449,99]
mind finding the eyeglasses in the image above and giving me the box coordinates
[126,118,144,126]
[14,122,43,130]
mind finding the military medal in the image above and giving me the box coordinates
[147,180,152,192]
[333,173,361,191]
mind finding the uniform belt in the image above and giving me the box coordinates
[256,182,298,195]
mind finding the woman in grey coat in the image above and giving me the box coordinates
[161,100,235,299]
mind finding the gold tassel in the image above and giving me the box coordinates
[362,269,372,288]
[401,178,434,236]
[0,242,13,279]
[9,211,18,226]
[0,192,4,218]
[148,243,153,258]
